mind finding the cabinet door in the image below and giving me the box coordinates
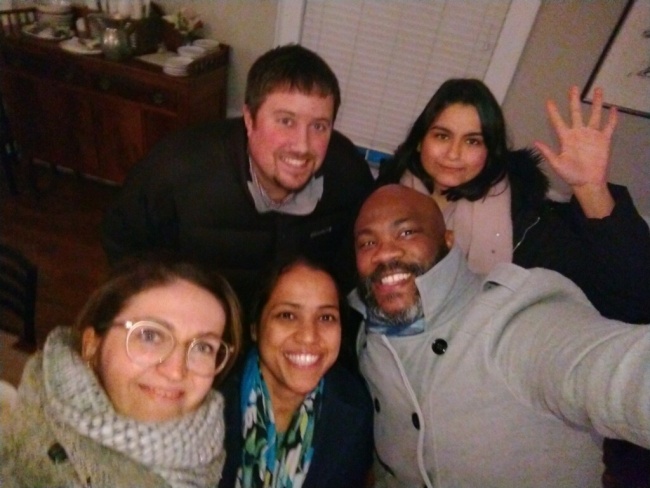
[0,70,39,162]
[0,70,91,173]
[33,81,88,173]
[142,108,182,152]
[89,96,146,183]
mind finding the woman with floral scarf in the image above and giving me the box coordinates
[219,256,373,488]
[0,257,243,487]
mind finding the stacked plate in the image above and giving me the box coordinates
[177,45,206,60]
[163,56,193,77]
[193,39,221,52]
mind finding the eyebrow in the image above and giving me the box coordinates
[430,124,483,138]
[272,109,332,125]
[136,317,222,340]
[357,216,411,231]
[270,301,339,311]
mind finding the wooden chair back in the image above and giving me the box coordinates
[0,243,37,346]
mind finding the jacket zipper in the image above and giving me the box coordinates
[513,216,540,253]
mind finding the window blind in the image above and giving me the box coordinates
[295,0,521,156]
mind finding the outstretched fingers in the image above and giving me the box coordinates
[545,98,568,141]
[602,103,618,141]
[569,85,584,128]
[532,140,557,168]
[587,86,603,129]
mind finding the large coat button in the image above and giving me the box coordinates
[432,338,448,355]
[412,412,420,430]
[47,443,68,464]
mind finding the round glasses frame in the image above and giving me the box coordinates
[116,319,232,377]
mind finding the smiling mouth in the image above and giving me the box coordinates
[281,155,308,168]
[439,164,465,172]
[141,385,184,400]
[380,272,412,286]
[285,352,320,367]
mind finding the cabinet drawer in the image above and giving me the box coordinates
[2,44,89,86]
[90,73,178,112]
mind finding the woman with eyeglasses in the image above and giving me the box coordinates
[0,257,242,487]
[218,255,374,488]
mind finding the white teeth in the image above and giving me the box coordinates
[281,156,305,167]
[145,386,183,400]
[381,273,410,285]
[285,353,319,366]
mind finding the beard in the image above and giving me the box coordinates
[358,260,427,327]
[358,246,450,327]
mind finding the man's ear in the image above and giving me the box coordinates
[243,105,254,134]
[444,229,455,250]
[81,327,101,364]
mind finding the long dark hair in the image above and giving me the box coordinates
[379,78,510,201]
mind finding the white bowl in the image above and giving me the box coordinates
[36,1,72,14]
[37,11,73,28]
[177,45,206,60]
[193,39,220,52]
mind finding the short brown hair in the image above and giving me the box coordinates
[245,44,341,121]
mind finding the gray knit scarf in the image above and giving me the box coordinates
[41,327,225,488]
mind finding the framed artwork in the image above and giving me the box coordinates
[582,0,650,118]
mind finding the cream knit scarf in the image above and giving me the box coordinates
[41,327,225,488]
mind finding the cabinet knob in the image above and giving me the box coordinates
[152,92,165,105]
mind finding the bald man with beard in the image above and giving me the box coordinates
[348,184,650,488]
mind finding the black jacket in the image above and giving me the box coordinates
[506,149,650,324]
[102,117,374,315]
[218,361,374,488]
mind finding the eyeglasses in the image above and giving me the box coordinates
[117,320,232,377]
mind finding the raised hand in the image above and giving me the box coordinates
[534,85,617,217]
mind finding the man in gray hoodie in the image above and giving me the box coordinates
[349,184,650,488]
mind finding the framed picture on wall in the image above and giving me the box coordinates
[582,0,650,118]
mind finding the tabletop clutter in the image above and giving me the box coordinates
[25,0,221,75]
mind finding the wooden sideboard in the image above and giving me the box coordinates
[0,32,229,184]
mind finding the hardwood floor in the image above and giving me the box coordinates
[0,165,119,350]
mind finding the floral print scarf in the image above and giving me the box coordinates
[236,349,322,488]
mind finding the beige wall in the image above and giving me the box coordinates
[503,0,650,216]
[154,0,277,117]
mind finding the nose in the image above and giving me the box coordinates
[446,137,461,160]
[296,320,318,344]
[290,123,310,153]
[156,345,187,381]
[371,239,403,265]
